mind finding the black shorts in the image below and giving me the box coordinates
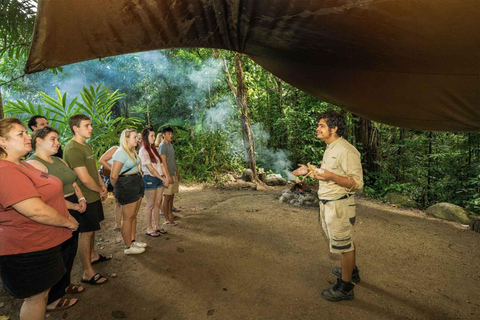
[0,244,66,299]
[114,173,144,205]
[77,199,104,233]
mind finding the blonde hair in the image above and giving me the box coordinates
[155,132,163,147]
[119,128,138,162]
[0,117,24,158]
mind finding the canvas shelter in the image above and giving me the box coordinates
[25,0,480,131]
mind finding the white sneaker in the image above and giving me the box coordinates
[133,241,147,248]
[124,246,145,255]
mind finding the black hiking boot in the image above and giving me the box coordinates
[321,278,355,301]
[331,266,361,283]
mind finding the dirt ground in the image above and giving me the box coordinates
[1,184,480,320]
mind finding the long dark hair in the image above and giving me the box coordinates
[141,126,162,164]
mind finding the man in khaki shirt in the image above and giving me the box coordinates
[293,110,363,301]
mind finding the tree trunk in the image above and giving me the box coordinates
[354,115,380,174]
[425,131,434,206]
[234,53,257,179]
[0,89,4,119]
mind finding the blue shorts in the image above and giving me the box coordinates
[143,175,164,190]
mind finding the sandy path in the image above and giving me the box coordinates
[1,185,479,319]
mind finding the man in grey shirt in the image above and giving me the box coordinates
[159,127,181,226]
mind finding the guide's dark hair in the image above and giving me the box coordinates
[161,126,173,134]
[318,110,347,137]
[27,115,47,131]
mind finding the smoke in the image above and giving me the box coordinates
[252,122,295,180]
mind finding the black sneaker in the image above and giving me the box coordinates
[331,266,361,283]
[321,278,355,301]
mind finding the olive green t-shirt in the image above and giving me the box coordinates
[63,140,100,203]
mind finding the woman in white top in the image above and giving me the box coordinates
[110,129,146,255]
[140,127,168,237]
[99,146,122,231]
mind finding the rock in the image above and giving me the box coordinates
[177,247,185,253]
[265,177,278,186]
[282,193,295,200]
[470,215,480,233]
[110,273,117,278]
[276,177,287,185]
[207,309,215,316]
[222,288,228,291]
[62,312,68,319]
[426,203,472,225]
[384,192,417,208]
[0,302,4,308]
[111,310,127,319]
[279,196,286,203]
[241,169,254,182]
[303,194,316,202]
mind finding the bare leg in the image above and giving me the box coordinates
[153,187,164,230]
[114,198,122,229]
[144,189,156,234]
[341,249,355,282]
[131,198,143,241]
[163,195,174,223]
[122,201,138,247]
[20,289,50,320]
[78,231,99,280]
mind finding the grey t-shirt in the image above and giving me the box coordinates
[159,141,176,176]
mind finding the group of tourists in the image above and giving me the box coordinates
[0,114,181,319]
[0,109,364,319]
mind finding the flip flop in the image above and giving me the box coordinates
[172,207,181,212]
[162,221,177,226]
[65,284,85,294]
[91,254,112,265]
[146,232,160,237]
[155,228,168,234]
[81,273,108,285]
[46,298,78,312]
[173,215,180,220]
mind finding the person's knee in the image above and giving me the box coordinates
[24,289,49,302]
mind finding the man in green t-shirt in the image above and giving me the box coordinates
[64,114,109,285]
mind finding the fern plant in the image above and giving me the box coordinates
[5,83,142,159]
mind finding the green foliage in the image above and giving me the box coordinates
[173,129,243,183]
[5,84,142,158]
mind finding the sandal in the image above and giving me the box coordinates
[81,273,108,285]
[91,254,112,265]
[46,298,78,312]
[146,232,160,237]
[162,221,177,226]
[155,228,168,234]
[65,284,85,294]
[172,207,181,213]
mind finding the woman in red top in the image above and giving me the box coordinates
[0,118,78,320]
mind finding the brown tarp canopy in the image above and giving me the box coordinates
[25,0,480,131]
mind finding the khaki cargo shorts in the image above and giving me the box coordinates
[319,196,356,254]
[163,175,179,195]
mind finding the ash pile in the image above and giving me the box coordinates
[279,183,319,207]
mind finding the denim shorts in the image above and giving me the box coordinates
[143,174,164,191]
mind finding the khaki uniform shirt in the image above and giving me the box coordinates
[318,137,363,200]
